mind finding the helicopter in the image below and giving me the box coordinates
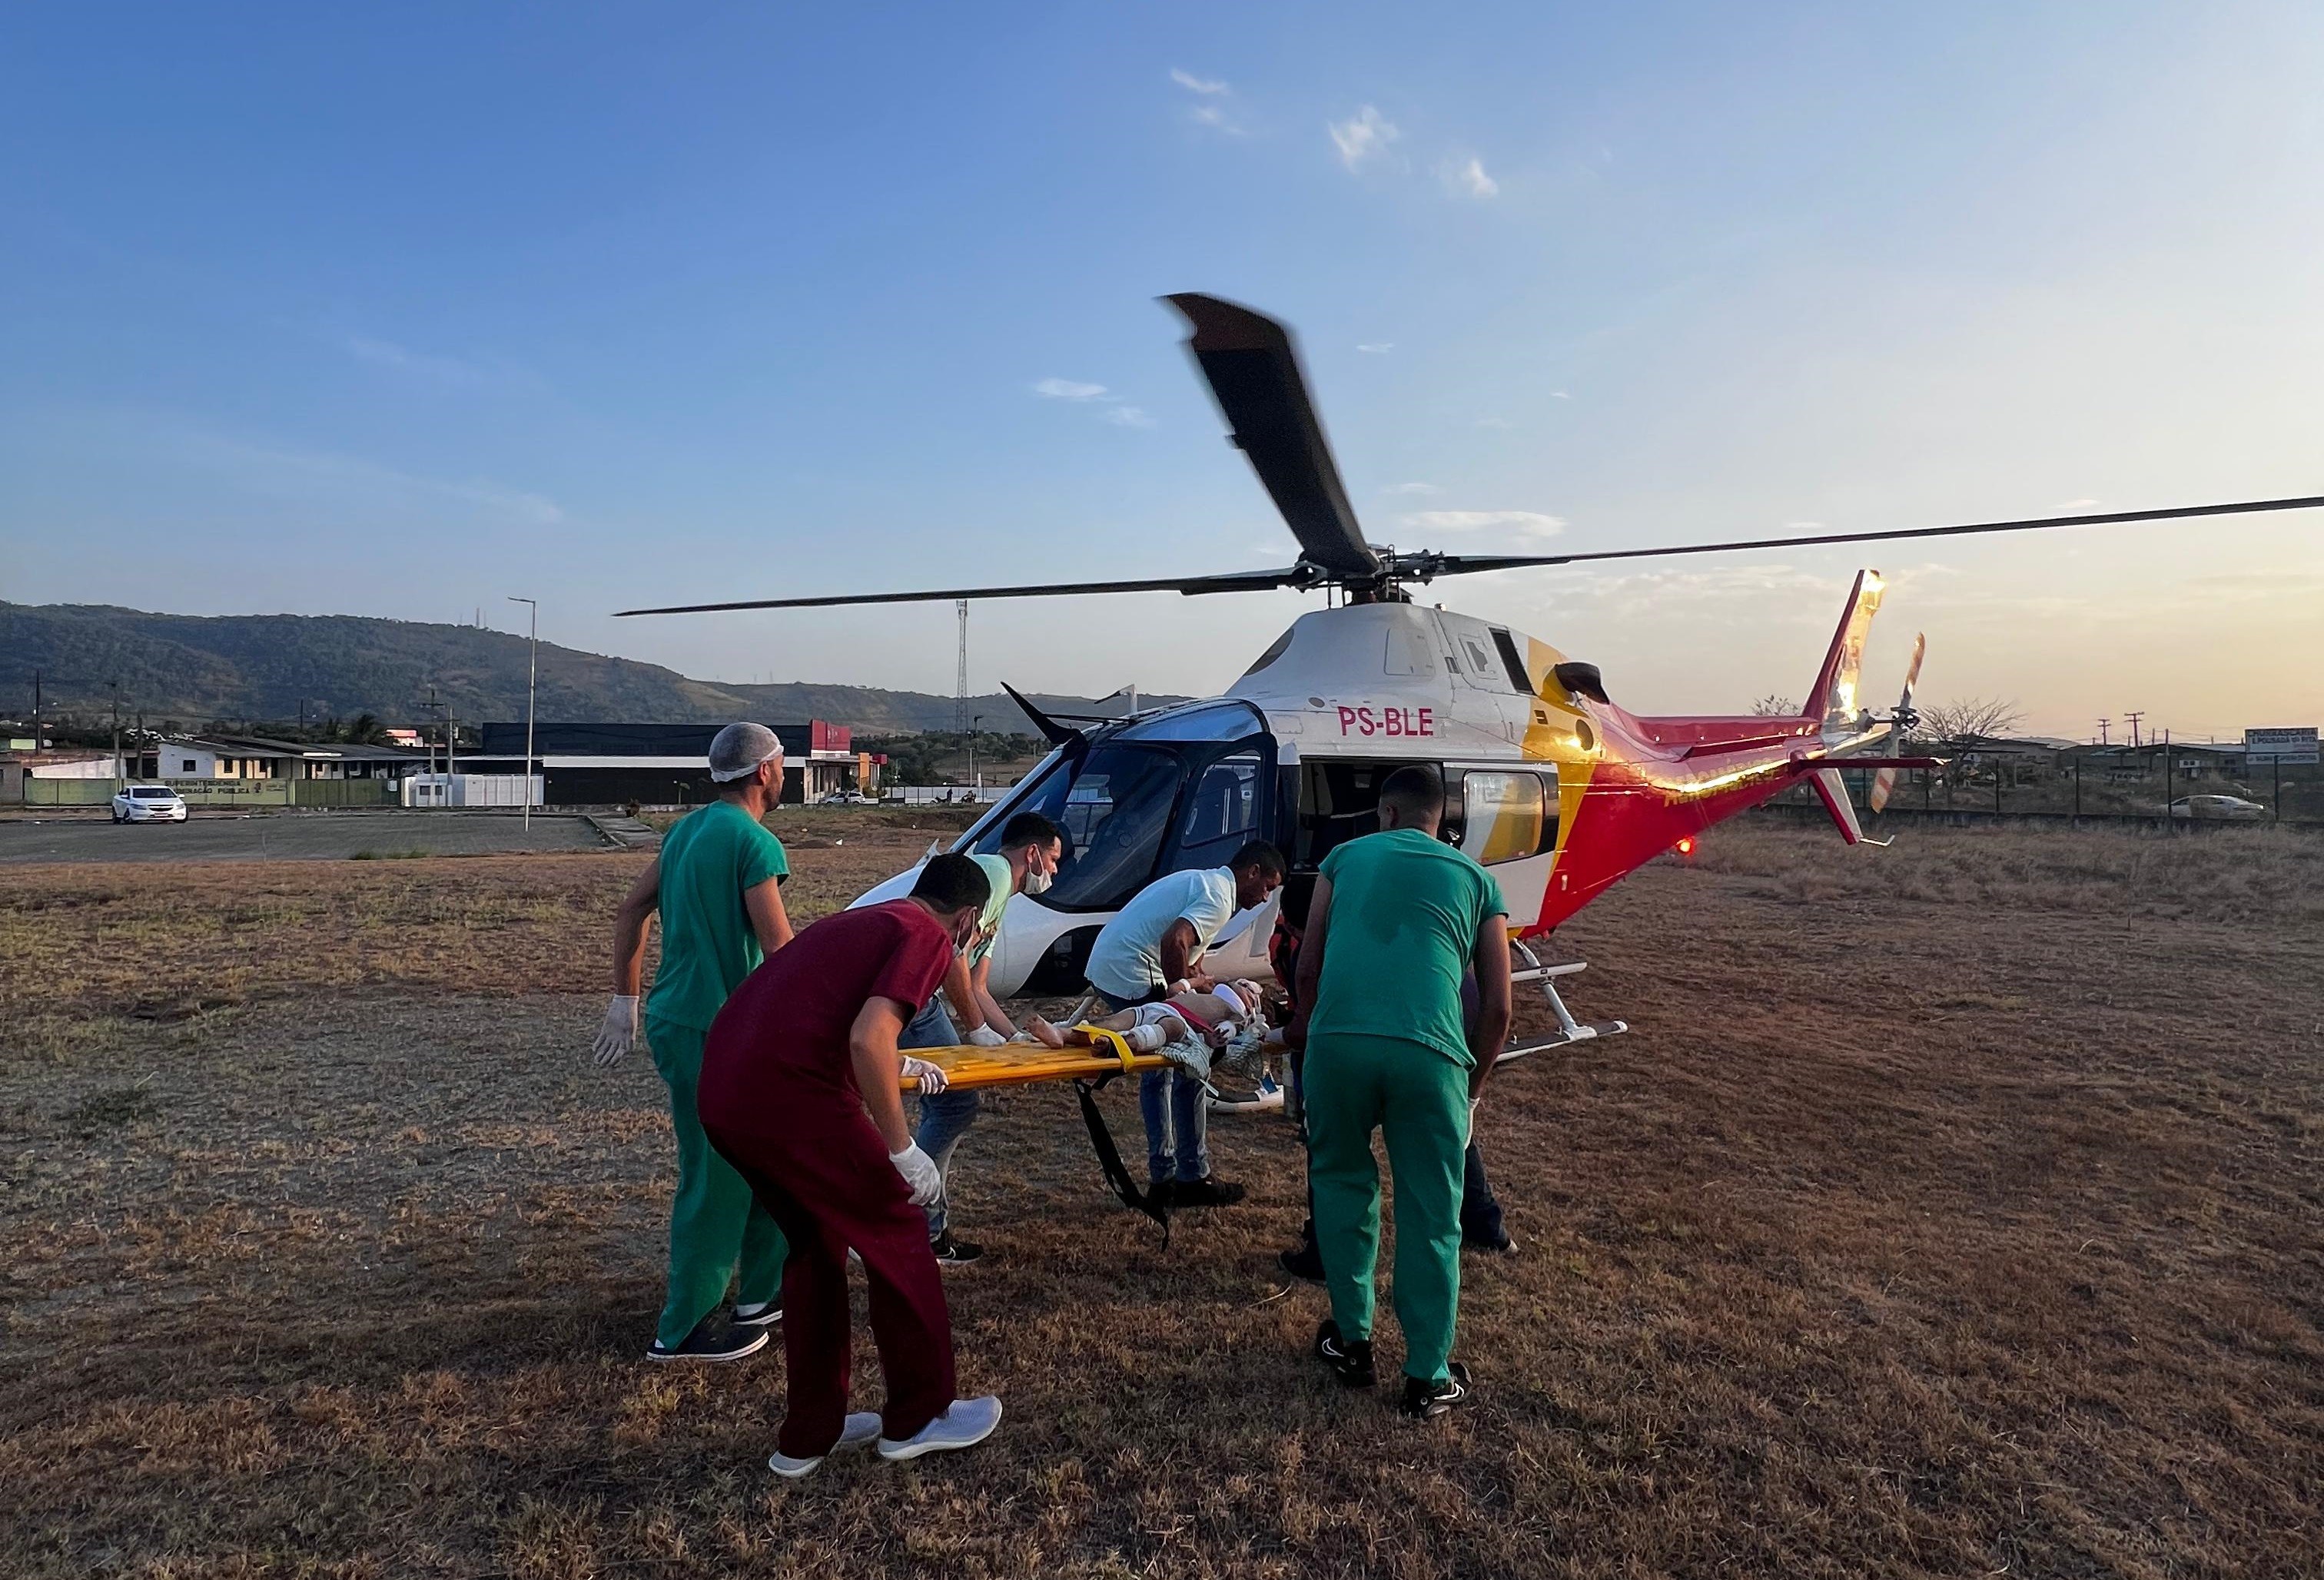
[621,293,2319,1061]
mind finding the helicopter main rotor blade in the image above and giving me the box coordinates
[1165,293,1381,582]
[614,566,1307,617]
[1410,494,2324,576]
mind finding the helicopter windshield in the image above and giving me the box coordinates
[967,704,1275,911]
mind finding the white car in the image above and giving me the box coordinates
[112,785,189,823]
[2166,794,2266,820]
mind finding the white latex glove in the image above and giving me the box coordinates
[889,1142,943,1205]
[899,1055,949,1094]
[593,995,640,1067]
[966,1024,1008,1047]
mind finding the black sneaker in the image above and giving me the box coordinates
[1167,1177,1246,1208]
[732,1300,782,1326]
[1400,1361,1472,1419]
[929,1233,984,1265]
[1463,1230,1518,1257]
[1313,1319,1376,1388]
[646,1315,769,1363]
[1277,1240,1326,1284]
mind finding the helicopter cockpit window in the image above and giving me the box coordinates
[971,743,1183,910]
[1456,770,1549,865]
[1174,751,1263,869]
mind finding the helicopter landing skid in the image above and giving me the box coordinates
[1498,945,1628,1064]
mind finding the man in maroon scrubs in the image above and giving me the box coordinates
[699,853,1004,1478]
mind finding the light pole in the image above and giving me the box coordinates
[507,596,538,829]
[970,713,982,795]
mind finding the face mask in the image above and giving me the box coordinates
[1020,866,1053,896]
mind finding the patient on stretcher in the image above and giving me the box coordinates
[1024,981,1267,1054]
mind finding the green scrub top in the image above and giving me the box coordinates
[1306,828,1507,1067]
[645,799,789,1032]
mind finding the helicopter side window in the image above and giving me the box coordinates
[1459,632,1501,685]
[1489,629,1536,695]
[1174,751,1263,869]
[1454,770,1550,864]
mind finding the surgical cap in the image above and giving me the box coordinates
[708,722,783,782]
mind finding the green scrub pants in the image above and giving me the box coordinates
[1303,1031,1469,1386]
[648,1017,787,1349]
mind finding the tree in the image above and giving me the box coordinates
[1749,694,1798,717]
[1921,696,2026,749]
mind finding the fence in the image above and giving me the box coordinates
[22,778,116,806]
[18,777,400,808]
[1764,753,2324,826]
[885,785,1010,806]
[401,774,542,808]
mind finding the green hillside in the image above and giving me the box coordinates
[0,602,1187,734]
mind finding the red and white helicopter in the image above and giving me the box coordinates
[624,294,2316,1062]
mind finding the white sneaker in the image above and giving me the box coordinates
[875,1396,1003,1461]
[766,1411,881,1479]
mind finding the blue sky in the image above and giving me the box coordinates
[4,2,2320,737]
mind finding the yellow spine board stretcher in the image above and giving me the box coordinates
[897,1026,1173,1093]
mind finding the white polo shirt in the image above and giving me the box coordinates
[1084,866,1241,1002]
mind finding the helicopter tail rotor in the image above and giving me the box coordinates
[1870,632,1927,814]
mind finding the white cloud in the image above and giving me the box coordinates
[1034,377,1154,430]
[1440,156,1499,199]
[1328,105,1399,170]
[1356,342,1393,354]
[1171,68,1245,134]
[1549,390,1572,400]
[1403,510,1565,539]
[1384,482,1441,496]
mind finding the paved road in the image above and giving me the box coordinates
[0,811,610,865]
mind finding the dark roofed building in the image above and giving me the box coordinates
[468,720,860,806]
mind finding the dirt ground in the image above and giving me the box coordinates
[2,817,2318,1578]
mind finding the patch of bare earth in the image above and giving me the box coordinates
[1,820,2318,1577]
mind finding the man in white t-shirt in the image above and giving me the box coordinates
[1084,841,1286,1207]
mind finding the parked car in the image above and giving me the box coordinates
[112,785,189,824]
[2166,794,2267,820]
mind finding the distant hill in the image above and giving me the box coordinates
[0,602,1190,734]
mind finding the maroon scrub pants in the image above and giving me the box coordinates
[703,1087,956,1459]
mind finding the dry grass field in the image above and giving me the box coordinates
[2,815,2318,1578]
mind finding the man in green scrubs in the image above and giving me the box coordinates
[596,722,796,1362]
[1291,764,1512,1419]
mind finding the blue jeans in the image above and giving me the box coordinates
[901,995,981,1240]
[1100,988,1210,1185]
